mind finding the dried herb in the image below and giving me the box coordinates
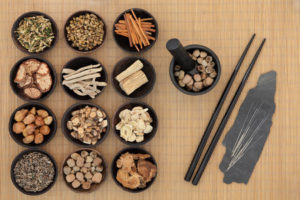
[15,16,55,53]
[66,13,104,51]
[13,152,55,192]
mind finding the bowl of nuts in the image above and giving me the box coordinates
[61,103,109,147]
[64,10,106,52]
[169,44,221,95]
[9,102,57,148]
[113,101,158,146]
[62,148,106,192]
[112,147,157,193]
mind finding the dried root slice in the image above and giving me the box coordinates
[24,87,42,99]
[36,73,52,93]
[36,62,50,75]
[115,60,143,82]
[119,70,148,95]
[14,64,26,83]
[24,59,41,75]
[18,76,33,88]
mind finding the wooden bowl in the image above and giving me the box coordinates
[62,148,106,193]
[60,56,107,101]
[112,56,156,99]
[10,56,57,102]
[113,101,158,146]
[61,102,110,147]
[112,8,158,53]
[64,10,106,53]
[11,11,58,55]
[8,102,57,148]
[10,149,58,195]
[111,147,157,193]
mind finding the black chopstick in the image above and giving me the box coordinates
[191,38,266,185]
[184,34,256,182]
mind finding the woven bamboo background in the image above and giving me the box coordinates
[0,0,299,199]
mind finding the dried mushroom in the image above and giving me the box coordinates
[12,107,53,144]
[63,150,104,190]
[116,106,153,143]
[66,106,108,145]
[115,152,157,190]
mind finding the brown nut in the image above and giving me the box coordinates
[35,116,44,126]
[29,107,36,115]
[71,153,80,160]
[193,74,202,82]
[14,109,28,122]
[25,124,36,135]
[23,114,35,125]
[203,77,214,87]
[23,135,34,144]
[182,74,192,84]
[93,157,102,166]
[40,125,50,135]
[92,172,102,183]
[67,158,75,167]
[72,180,81,188]
[13,122,25,134]
[37,109,49,118]
[76,172,84,182]
[66,174,75,183]
[85,172,93,180]
[34,133,44,144]
[76,156,85,167]
[63,166,72,175]
[82,181,91,190]
[44,116,53,125]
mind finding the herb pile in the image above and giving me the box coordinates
[15,16,55,53]
[13,152,55,192]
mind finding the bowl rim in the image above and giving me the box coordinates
[10,149,58,195]
[60,56,108,101]
[11,11,58,55]
[8,102,57,148]
[63,10,106,53]
[61,148,107,193]
[112,8,159,53]
[111,55,156,99]
[61,102,110,147]
[113,101,158,146]
[111,147,158,193]
[10,55,57,102]
[169,44,222,95]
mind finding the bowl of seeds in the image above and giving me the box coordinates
[112,147,157,193]
[9,102,57,148]
[62,148,106,192]
[62,102,109,147]
[64,11,106,52]
[11,11,58,54]
[10,149,58,195]
[113,8,158,53]
[169,44,221,95]
[113,101,158,146]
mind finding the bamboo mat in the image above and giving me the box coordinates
[0,0,299,199]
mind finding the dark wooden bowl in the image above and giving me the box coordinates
[64,10,106,53]
[60,56,107,101]
[62,148,106,193]
[8,102,57,148]
[10,149,58,195]
[112,56,156,99]
[111,147,157,193]
[10,56,57,102]
[113,101,158,146]
[169,44,221,95]
[61,102,110,147]
[11,11,58,55]
[112,8,158,53]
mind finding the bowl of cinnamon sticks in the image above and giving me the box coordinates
[113,8,158,53]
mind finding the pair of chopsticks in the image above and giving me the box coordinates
[185,34,266,185]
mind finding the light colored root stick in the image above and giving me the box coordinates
[62,74,100,85]
[62,68,75,74]
[63,68,102,80]
[115,59,143,82]
[63,64,101,77]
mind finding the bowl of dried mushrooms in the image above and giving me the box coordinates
[62,103,110,147]
[113,101,158,146]
[112,148,157,192]
[62,148,106,193]
[113,8,158,53]
[10,149,58,195]
[112,56,156,99]
[64,10,106,52]
[10,56,57,101]
[11,11,58,54]
[61,56,108,100]
[9,102,57,148]
[169,45,221,95]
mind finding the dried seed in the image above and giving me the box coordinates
[197,57,204,65]
[203,77,214,87]
[197,65,205,72]
[182,74,192,84]
[193,74,202,82]
[200,51,207,58]
[205,56,213,62]
[178,80,185,87]
[193,49,200,57]
[174,65,181,71]
[210,71,217,78]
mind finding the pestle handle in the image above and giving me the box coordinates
[166,38,195,71]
